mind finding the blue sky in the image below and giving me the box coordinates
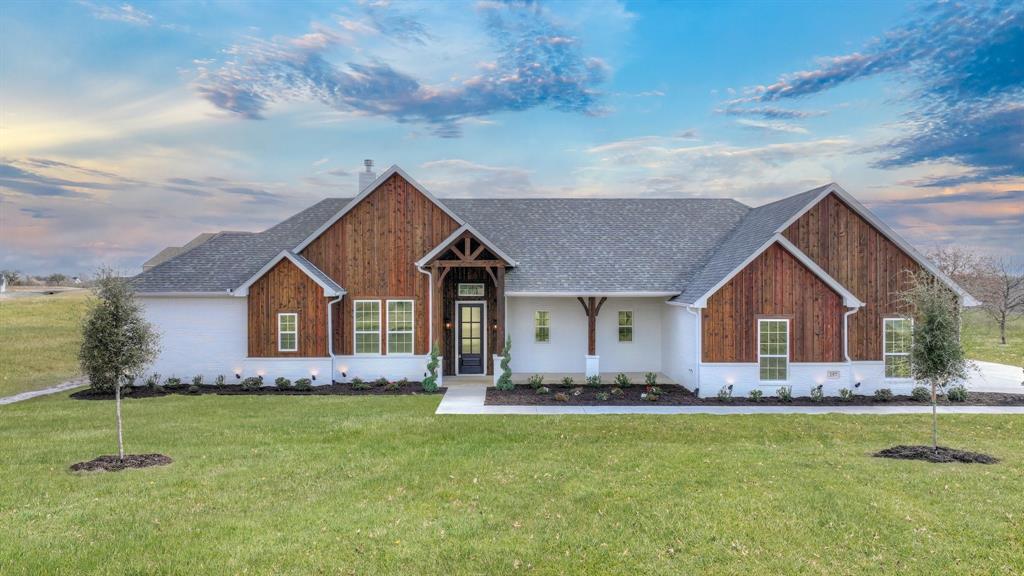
[1,0,1021,275]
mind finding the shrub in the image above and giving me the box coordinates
[294,378,313,391]
[350,378,371,390]
[188,384,200,394]
[275,377,292,389]
[495,336,513,391]
[717,385,733,403]
[644,372,658,386]
[191,375,204,387]
[397,377,409,388]
[165,376,183,389]
[423,342,441,392]
[777,385,793,403]
[643,386,661,402]
[911,386,931,402]
[748,389,763,402]
[609,387,623,398]
[536,386,550,395]
[527,374,545,389]
[553,392,569,402]
[586,374,602,387]
[374,377,389,388]
[614,373,632,388]
[214,374,225,387]
[946,384,969,402]
[838,388,854,402]
[874,388,894,402]
[810,385,824,403]
[145,373,161,391]
[240,376,261,391]
[384,380,401,391]
[562,376,575,387]
[596,392,610,401]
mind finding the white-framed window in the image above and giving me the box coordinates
[758,319,789,381]
[387,300,414,355]
[618,310,633,343]
[458,283,485,297]
[534,310,550,343]
[884,317,913,378]
[277,312,298,352]
[353,300,381,355]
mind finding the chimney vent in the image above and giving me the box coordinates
[359,159,377,191]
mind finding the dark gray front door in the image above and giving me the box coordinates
[458,303,484,374]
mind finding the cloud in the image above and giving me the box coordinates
[19,207,57,219]
[718,105,823,119]
[0,162,103,197]
[220,186,282,203]
[78,1,154,26]
[729,2,1024,184]
[420,159,534,196]
[734,118,808,135]
[195,1,607,137]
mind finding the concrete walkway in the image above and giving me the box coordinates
[0,377,87,406]
[436,361,1024,416]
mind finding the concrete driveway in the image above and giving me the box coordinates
[967,360,1024,393]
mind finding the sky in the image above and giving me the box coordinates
[1,0,1021,276]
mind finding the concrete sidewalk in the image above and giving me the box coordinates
[0,378,87,406]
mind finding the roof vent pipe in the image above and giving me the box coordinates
[359,159,376,191]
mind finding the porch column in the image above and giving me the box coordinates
[578,296,606,377]
[495,266,505,352]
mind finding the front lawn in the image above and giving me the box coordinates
[1,394,1021,574]
[0,290,87,397]
[962,308,1024,366]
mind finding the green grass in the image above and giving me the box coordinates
[0,291,87,397]
[2,393,1022,575]
[962,308,1024,366]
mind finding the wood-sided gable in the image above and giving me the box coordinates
[702,242,846,363]
[248,257,330,358]
[299,171,462,355]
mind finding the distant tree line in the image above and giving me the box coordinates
[0,270,87,287]
[929,247,1024,345]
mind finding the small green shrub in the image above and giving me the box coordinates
[717,385,733,403]
[643,386,661,402]
[586,374,601,387]
[294,378,312,390]
[873,388,894,402]
[553,392,569,402]
[350,378,371,390]
[275,377,292,389]
[838,388,854,402]
[911,386,931,402]
[384,380,401,391]
[527,374,545,389]
[214,374,225,387]
[239,376,261,391]
[748,389,763,402]
[164,376,183,389]
[562,376,575,387]
[536,386,550,395]
[191,375,204,387]
[810,385,824,403]
[609,387,623,397]
[614,373,632,388]
[374,377,389,388]
[596,392,610,401]
[398,378,409,388]
[644,372,658,386]
[777,385,793,403]
[145,373,161,391]
[947,384,969,402]
[423,342,441,392]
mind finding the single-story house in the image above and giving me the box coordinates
[130,163,976,396]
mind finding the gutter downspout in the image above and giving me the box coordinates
[685,305,702,395]
[327,294,343,381]
[843,306,861,388]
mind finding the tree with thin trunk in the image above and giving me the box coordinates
[79,268,159,460]
[900,271,970,450]
[973,258,1024,346]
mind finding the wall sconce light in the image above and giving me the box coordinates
[311,374,317,381]
[310,369,318,381]
[444,319,452,330]
[854,381,861,388]
[234,370,241,379]
[341,371,347,378]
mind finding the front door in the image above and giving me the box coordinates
[458,303,484,374]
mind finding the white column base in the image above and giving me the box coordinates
[585,355,600,378]
[492,355,502,386]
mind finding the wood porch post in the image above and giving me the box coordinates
[495,266,505,352]
[577,296,607,356]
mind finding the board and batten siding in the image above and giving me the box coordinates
[782,192,919,361]
[247,258,329,357]
[299,173,461,356]
[701,243,845,363]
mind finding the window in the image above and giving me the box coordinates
[387,300,414,355]
[534,310,550,343]
[758,319,789,381]
[354,300,381,354]
[278,313,298,352]
[458,283,485,297]
[618,310,633,342]
[884,318,913,378]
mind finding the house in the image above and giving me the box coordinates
[130,163,976,397]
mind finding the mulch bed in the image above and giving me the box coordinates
[873,445,999,464]
[486,385,1024,407]
[70,454,174,472]
[71,383,445,400]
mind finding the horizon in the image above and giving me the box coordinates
[2,0,1021,276]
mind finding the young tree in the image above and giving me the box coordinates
[79,268,159,460]
[973,258,1024,346]
[900,271,970,450]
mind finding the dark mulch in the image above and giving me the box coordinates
[486,385,1024,407]
[873,445,999,464]
[70,454,174,472]
[71,383,445,400]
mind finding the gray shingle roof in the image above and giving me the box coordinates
[131,184,829,299]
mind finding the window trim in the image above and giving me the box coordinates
[277,312,298,353]
[617,309,634,343]
[534,310,551,343]
[353,299,382,356]
[386,299,415,356]
[457,283,485,297]
[757,318,790,382]
[883,317,914,380]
